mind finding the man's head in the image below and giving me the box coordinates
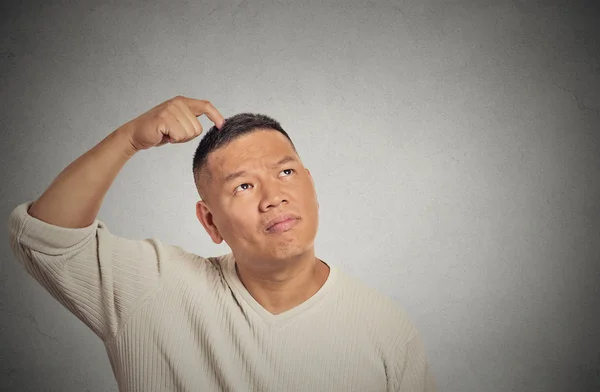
[192,113,319,264]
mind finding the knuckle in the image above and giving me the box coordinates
[165,97,182,110]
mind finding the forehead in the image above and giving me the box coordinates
[207,130,298,177]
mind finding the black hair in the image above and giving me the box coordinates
[192,112,298,200]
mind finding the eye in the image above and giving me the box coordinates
[280,168,295,176]
[234,183,253,193]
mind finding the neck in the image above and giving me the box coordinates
[234,249,330,315]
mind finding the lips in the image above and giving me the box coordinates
[265,213,300,233]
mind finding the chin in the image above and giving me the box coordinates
[269,238,314,260]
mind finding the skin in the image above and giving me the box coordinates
[196,129,330,315]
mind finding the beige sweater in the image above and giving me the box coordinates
[8,200,436,392]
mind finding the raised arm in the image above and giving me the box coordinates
[9,96,224,342]
[28,96,225,228]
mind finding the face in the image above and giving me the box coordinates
[196,129,319,263]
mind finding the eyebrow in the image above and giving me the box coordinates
[222,155,298,185]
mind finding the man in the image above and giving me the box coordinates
[8,96,436,391]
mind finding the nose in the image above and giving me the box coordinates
[259,179,287,211]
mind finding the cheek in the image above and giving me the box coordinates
[296,189,319,225]
[299,181,318,206]
[220,209,258,241]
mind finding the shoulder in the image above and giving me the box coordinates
[164,246,230,287]
[334,268,419,345]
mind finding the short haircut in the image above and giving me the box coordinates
[192,113,298,201]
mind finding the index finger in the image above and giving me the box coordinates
[183,97,226,130]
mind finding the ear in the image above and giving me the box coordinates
[196,200,224,244]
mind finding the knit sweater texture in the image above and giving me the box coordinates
[8,201,436,392]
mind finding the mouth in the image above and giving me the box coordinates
[266,217,299,234]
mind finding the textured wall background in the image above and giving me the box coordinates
[1,0,599,391]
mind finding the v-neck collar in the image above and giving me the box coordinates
[221,253,339,326]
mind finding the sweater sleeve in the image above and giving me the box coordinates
[390,332,437,392]
[7,201,179,343]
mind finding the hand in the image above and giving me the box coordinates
[120,96,225,152]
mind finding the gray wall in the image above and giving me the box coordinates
[1,0,599,391]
